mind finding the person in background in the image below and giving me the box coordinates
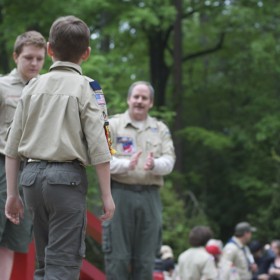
[0,30,46,280]
[249,240,269,280]
[178,225,217,280]
[268,239,280,280]
[4,15,115,279]
[103,81,176,280]
[221,221,257,280]
[160,245,180,280]
[206,239,240,280]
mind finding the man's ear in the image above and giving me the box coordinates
[47,42,54,58]
[12,52,18,64]
[81,47,91,61]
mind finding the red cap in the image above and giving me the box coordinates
[205,245,221,256]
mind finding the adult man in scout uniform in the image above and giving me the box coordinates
[103,81,176,280]
[4,16,115,279]
[222,221,257,280]
[0,30,46,280]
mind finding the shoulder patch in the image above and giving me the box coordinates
[89,80,102,91]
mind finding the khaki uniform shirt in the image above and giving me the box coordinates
[0,69,26,155]
[221,237,253,280]
[109,110,175,186]
[5,61,111,166]
[178,247,218,280]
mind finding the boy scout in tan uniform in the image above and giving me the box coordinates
[0,31,46,280]
[103,81,175,280]
[178,226,218,280]
[4,16,115,280]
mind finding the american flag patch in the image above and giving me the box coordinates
[95,93,106,105]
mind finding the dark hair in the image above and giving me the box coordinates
[127,81,155,100]
[189,226,213,247]
[14,31,46,56]
[49,15,90,62]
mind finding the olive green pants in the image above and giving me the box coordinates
[103,181,162,280]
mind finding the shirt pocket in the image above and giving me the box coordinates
[146,138,162,158]
[46,171,86,194]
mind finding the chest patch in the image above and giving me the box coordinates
[117,137,135,154]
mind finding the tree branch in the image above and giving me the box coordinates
[183,32,226,62]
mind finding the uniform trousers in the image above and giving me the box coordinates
[103,180,162,280]
[21,160,88,280]
[0,154,32,252]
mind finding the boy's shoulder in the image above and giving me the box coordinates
[84,76,103,92]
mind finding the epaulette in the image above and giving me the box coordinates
[89,80,102,91]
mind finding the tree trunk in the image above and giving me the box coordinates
[173,0,184,173]
[147,31,170,108]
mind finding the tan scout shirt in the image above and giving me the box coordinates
[109,110,175,186]
[5,61,111,166]
[0,69,26,155]
[178,247,218,280]
[221,237,253,280]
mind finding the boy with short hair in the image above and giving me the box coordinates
[178,226,218,280]
[4,15,115,279]
[0,30,46,280]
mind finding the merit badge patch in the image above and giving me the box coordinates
[117,137,135,154]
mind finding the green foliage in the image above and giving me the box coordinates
[2,0,280,262]
[178,126,233,151]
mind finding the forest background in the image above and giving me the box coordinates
[1,0,280,264]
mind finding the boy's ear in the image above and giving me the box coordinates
[47,42,54,57]
[81,47,91,61]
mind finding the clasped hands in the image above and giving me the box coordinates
[128,151,154,170]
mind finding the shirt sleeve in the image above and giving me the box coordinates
[110,156,130,174]
[4,99,23,158]
[152,155,175,175]
[80,84,111,165]
[151,122,175,175]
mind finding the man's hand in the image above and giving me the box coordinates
[5,195,24,224]
[129,151,142,170]
[144,152,154,170]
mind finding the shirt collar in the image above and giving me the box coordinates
[10,68,28,85]
[49,61,82,75]
[232,236,244,248]
[123,110,156,130]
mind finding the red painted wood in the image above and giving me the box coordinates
[80,259,106,280]
[10,241,36,280]
[86,211,102,244]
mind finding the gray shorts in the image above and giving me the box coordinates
[0,154,33,252]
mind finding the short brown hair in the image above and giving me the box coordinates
[49,15,90,63]
[14,31,46,56]
[189,226,213,247]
